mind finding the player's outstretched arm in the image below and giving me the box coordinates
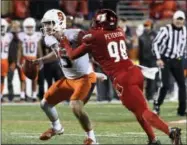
[33,42,61,66]
[32,51,57,66]
[60,37,89,60]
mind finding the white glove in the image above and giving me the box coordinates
[95,72,107,81]
[32,58,44,70]
[137,65,159,80]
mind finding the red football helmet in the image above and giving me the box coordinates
[91,9,118,30]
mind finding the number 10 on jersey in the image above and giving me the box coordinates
[25,42,36,53]
[107,40,128,62]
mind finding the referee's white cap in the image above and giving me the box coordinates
[173,10,186,20]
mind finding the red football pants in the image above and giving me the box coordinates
[113,66,169,141]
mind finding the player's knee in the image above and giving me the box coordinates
[40,98,54,110]
[40,98,47,110]
[70,100,83,117]
[70,100,83,108]
[142,109,156,122]
[142,110,149,119]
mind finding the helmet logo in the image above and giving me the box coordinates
[57,12,64,21]
[96,13,107,22]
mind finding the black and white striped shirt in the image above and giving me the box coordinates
[152,24,187,59]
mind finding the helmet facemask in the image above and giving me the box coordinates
[24,25,35,35]
[41,20,66,36]
[41,21,56,36]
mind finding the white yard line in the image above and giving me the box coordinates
[2,102,41,106]
[10,132,146,136]
[10,132,146,139]
[2,101,178,107]
[1,102,121,106]
[169,119,187,124]
[9,132,186,139]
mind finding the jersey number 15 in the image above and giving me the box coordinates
[107,40,128,62]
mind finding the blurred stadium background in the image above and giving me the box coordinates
[1,0,187,101]
[1,0,187,144]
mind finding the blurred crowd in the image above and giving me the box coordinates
[2,0,187,20]
[1,0,187,103]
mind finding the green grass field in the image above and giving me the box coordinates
[1,102,187,144]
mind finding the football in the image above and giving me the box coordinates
[22,59,38,80]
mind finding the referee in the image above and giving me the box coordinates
[152,10,187,116]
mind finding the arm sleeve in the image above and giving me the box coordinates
[77,30,86,46]
[63,41,90,60]
[44,35,58,47]
[152,27,168,59]
[61,33,94,60]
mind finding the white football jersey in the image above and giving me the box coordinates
[1,33,13,59]
[44,29,93,79]
[18,32,42,57]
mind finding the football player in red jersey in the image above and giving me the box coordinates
[58,9,182,145]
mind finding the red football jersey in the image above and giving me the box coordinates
[61,27,134,79]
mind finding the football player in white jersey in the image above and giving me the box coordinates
[1,19,13,102]
[17,17,43,102]
[33,9,99,144]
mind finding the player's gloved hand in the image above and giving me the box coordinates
[156,59,164,68]
[17,62,23,68]
[10,63,16,71]
[24,59,40,69]
[60,36,70,48]
[26,59,33,64]
[32,58,44,70]
[53,30,64,42]
[59,48,67,57]
[95,72,107,82]
[82,34,94,45]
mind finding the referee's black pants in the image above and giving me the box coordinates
[157,58,186,114]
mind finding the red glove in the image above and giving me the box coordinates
[82,33,95,45]
[60,36,70,48]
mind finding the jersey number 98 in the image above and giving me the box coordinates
[107,40,128,62]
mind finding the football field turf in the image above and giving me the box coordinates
[2,102,187,144]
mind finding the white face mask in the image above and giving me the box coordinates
[24,26,35,35]
[41,21,55,36]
